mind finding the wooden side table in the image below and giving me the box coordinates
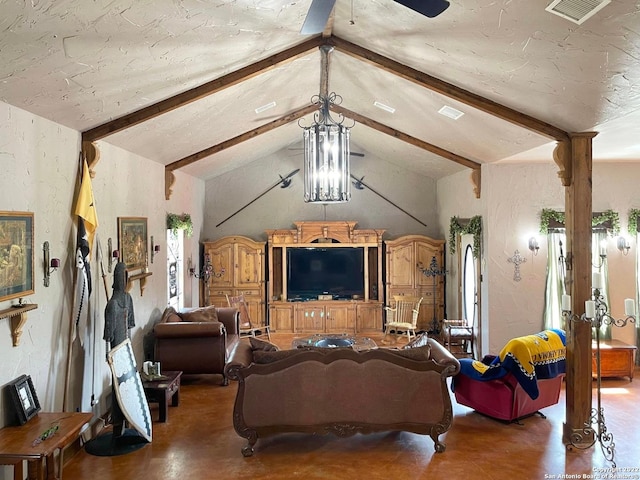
[142,371,182,422]
[592,339,637,381]
[0,412,92,480]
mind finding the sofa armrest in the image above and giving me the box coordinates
[216,307,240,335]
[224,340,253,381]
[429,339,461,376]
[154,321,224,339]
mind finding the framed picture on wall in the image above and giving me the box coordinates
[117,217,148,271]
[7,374,41,425]
[0,211,35,302]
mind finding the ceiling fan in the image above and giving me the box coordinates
[301,0,451,34]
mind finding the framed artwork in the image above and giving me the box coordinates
[7,374,41,425]
[118,217,148,271]
[0,211,35,302]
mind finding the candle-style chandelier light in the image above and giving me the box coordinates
[300,45,353,203]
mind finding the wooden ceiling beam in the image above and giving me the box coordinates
[82,36,325,143]
[165,104,317,172]
[326,36,571,143]
[331,104,482,171]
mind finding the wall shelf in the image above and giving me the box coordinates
[0,304,38,346]
[126,272,152,296]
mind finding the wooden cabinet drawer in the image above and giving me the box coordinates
[236,289,261,297]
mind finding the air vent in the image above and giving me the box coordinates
[545,0,611,25]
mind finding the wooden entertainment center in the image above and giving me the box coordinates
[266,221,385,334]
[202,222,445,335]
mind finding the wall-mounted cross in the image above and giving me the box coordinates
[507,250,527,282]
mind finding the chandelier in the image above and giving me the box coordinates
[300,45,353,203]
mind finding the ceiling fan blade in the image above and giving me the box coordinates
[300,0,337,34]
[394,0,450,18]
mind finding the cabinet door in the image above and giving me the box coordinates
[243,296,265,327]
[326,305,355,332]
[237,288,264,325]
[269,304,294,332]
[207,243,234,288]
[296,306,324,333]
[356,303,382,333]
[235,244,263,289]
[386,243,415,288]
[415,242,443,289]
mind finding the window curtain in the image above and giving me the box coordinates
[592,231,611,340]
[636,232,640,366]
[543,231,611,339]
[543,232,566,331]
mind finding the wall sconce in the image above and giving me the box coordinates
[151,236,160,263]
[528,237,539,256]
[617,236,631,256]
[108,238,115,272]
[43,241,60,287]
[189,254,225,283]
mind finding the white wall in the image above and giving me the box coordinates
[202,151,441,242]
[0,101,204,468]
[438,161,640,357]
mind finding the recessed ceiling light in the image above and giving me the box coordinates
[438,105,464,120]
[373,101,395,114]
[255,101,276,114]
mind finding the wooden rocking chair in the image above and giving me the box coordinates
[383,295,423,342]
[226,294,271,341]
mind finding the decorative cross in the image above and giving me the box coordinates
[507,250,527,281]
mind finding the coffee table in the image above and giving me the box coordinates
[292,333,377,351]
[142,371,182,422]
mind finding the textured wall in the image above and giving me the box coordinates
[0,101,204,445]
[202,150,441,242]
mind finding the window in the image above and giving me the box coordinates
[167,229,184,310]
[463,244,477,324]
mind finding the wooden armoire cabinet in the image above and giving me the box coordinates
[384,235,446,333]
[201,236,266,327]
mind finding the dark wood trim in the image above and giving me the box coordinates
[82,37,325,142]
[331,104,482,171]
[165,105,318,172]
[326,36,571,143]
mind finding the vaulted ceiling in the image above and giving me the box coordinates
[2,0,639,186]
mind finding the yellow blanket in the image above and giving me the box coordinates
[460,329,566,399]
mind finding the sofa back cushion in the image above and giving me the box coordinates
[160,306,221,324]
[179,307,219,323]
[160,307,183,323]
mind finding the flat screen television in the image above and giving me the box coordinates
[287,247,365,301]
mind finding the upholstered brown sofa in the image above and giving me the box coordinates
[224,335,460,456]
[154,306,240,385]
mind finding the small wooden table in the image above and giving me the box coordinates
[0,412,92,480]
[592,339,637,381]
[142,371,182,422]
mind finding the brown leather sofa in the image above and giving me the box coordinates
[224,334,460,456]
[154,306,240,385]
